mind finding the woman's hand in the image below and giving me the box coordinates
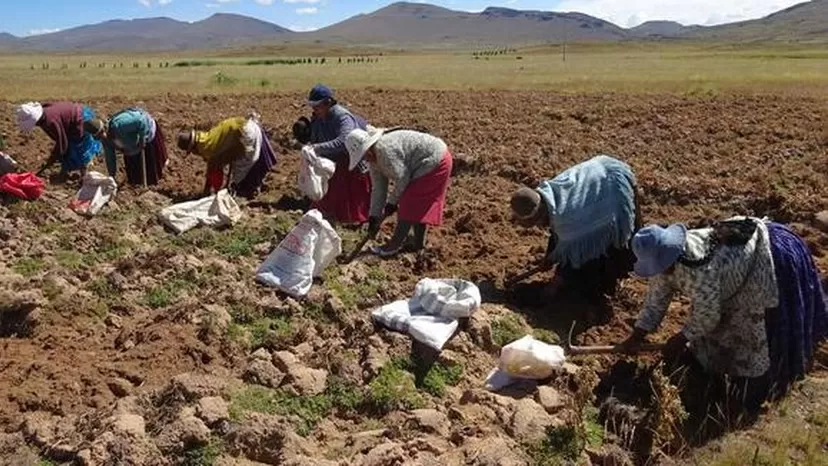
[617,328,647,354]
[662,332,689,363]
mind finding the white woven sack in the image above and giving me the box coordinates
[411,278,481,319]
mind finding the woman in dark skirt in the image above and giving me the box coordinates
[97,107,167,186]
[621,217,827,437]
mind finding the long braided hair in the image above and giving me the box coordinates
[677,218,758,268]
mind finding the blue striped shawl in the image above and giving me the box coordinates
[538,155,636,268]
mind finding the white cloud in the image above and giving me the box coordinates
[284,0,322,4]
[27,28,61,36]
[555,0,804,27]
[296,7,318,14]
[138,0,173,6]
[288,24,319,31]
[255,0,274,5]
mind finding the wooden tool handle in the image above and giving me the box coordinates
[567,343,666,355]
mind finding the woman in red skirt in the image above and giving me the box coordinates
[293,84,371,225]
[345,127,453,257]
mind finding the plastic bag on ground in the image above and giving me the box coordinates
[411,278,481,318]
[0,172,45,200]
[255,209,342,298]
[371,300,459,352]
[69,171,117,216]
[158,189,241,234]
[297,146,336,201]
[498,335,566,380]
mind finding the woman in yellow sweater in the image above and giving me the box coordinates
[177,113,277,198]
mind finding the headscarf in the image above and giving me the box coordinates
[16,102,44,133]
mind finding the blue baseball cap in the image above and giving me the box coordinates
[632,224,687,277]
[307,84,334,107]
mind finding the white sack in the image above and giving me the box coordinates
[411,278,481,318]
[297,146,336,201]
[255,209,342,297]
[371,300,459,352]
[158,189,241,234]
[69,171,117,216]
[498,335,566,380]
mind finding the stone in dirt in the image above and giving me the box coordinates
[108,378,134,398]
[85,431,164,466]
[155,407,211,452]
[200,304,232,332]
[359,442,407,466]
[408,409,451,437]
[535,386,566,414]
[197,396,230,426]
[284,366,328,396]
[110,413,147,438]
[283,456,339,466]
[814,211,828,233]
[272,351,299,371]
[509,398,564,442]
[224,413,306,464]
[464,436,529,466]
[244,359,285,389]
[171,373,229,401]
[250,348,272,361]
[586,445,635,466]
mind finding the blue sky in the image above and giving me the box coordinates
[6,0,805,37]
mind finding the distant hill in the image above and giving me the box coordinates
[630,21,701,38]
[0,32,19,49]
[686,0,828,42]
[14,13,292,51]
[0,0,826,51]
[307,2,627,46]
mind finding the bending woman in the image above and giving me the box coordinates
[99,107,168,186]
[345,127,453,257]
[622,217,827,414]
[509,155,641,300]
[177,113,277,199]
[16,101,102,178]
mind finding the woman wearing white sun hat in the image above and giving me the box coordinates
[345,127,453,257]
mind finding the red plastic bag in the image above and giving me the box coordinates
[0,172,45,200]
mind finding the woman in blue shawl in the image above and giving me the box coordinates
[510,155,641,301]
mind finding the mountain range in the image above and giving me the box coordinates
[0,0,825,51]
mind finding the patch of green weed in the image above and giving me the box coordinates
[12,257,46,277]
[583,406,604,448]
[326,377,365,413]
[533,328,560,345]
[55,250,85,270]
[524,425,583,466]
[144,279,192,309]
[367,363,424,413]
[421,362,463,397]
[324,265,387,310]
[229,385,333,436]
[491,314,528,347]
[181,438,222,466]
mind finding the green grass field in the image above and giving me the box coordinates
[1,42,827,100]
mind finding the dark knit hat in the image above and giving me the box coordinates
[177,130,195,153]
[510,187,542,220]
[84,118,105,137]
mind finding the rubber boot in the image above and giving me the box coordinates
[412,224,428,251]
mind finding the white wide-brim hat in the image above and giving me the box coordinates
[16,102,43,133]
[345,127,384,171]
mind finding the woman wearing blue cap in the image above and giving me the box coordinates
[622,217,827,413]
[293,84,372,225]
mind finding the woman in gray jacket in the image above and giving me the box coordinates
[345,127,453,257]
